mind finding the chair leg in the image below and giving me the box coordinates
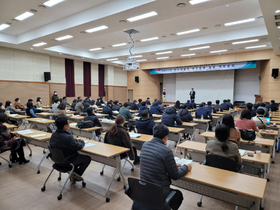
[23,138,32,157]
[0,155,12,168]
[42,168,55,188]
[58,166,75,198]
[100,164,105,175]
[197,195,203,207]
[235,206,238,210]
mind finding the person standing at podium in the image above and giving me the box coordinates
[189,88,195,100]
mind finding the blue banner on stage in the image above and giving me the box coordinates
[150,61,256,75]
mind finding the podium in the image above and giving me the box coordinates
[254,94,261,103]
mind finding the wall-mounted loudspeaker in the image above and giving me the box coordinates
[135,76,139,83]
[44,72,51,82]
[272,68,279,79]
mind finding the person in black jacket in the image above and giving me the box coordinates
[246,102,256,118]
[177,104,193,122]
[227,99,233,109]
[84,107,102,137]
[190,99,196,109]
[136,110,155,135]
[103,101,113,119]
[96,99,101,106]
[150,101,163,114]
[112,100,120,111]
[137,99,142,109]
[161,107,182,127]
[221,99,229,110]
[50,116,91,182]
[174,100,181,109]
[185,100,192,109]
[129,100,139,110]
[127,99,131,106]
[139,102,152,117]
[266,100,278,112]
[71,99,77,110]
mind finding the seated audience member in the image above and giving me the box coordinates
[257,103,269,117]
[75,99,84,114]
[51,99,60,113]
[206,124,241,170]
[99,97,104,103]
[174,100,181,109]
[221,99,229,110]
[84,107,102,137]
[119,102,134,121]
[195,103,212,120]
[139,101,152,117]
[140,123,191,210]
[236,109,259,132]
[252,109,267,129]
[227,99,233,109]
[84,97,91,105]
[112,100,121,111]
[71,99,77,110]
[161,107,182,127]
[214,100,223,112]
[246,102,256,117]
[136,110,155,135]
[185,100,192,109]
[35,97,43,108]
[96,99,101,106]
[177,104,193,122]
[145,97,151,105]
[252,103,259,114]
[154,98,158,103]
[62,96,70,106]
[129,100,139,110]
[5,101,16,114]
[150,101,163,114]
[50,116,91,181]
[157,100,165,111]
[90,100,98,110]
[56,103,67,117]
[190,99,196,109]
[127,99,131,106]
[222,114,241,145]
[206,101,216,113]
[26,102,38,118]
[0,102,5,113]
[14,98,25,110]
[83,100,90,112]
[266,100,278,112]
[137,99,142,109]
[103,101,113,119]
[104,115,140,164]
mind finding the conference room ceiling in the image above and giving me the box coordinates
[0,0,279,66]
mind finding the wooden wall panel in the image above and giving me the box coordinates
[75,85,84,99]
[91,85,98,100]
[0,81,15,104]
[107,86,114,101]
[114,86,127,103]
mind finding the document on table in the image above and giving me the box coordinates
[239,149,246,156]
[174,157,193,165]
[18,130,34,135]
[83,141,95,148]
[129,133,141,138]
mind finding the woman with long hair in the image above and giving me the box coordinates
[222,114,241,145]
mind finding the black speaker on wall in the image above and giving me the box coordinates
[272,68,279,79]
[44,72,51,82]
[135,76,139,83]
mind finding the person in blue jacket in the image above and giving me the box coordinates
[129,100,139,110]
[190,99,196,109]
[145,97,151,105]
[161,107,182,127]
[139,101,152,117]
[185,100,192,109]
[136,110,155,135]
[150,101,163,114]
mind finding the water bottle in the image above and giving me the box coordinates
[219,108,221,112]
[201,115,204,120]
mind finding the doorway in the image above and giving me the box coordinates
[128,89,133,101]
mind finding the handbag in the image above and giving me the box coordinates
[76,120,94,129]
[239,120,256,141]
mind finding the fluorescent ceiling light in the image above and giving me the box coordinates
[140,37,159,42]
[177,29,200,35]
[106,58,118,61]
[210,49,227,53]
[278,26,280,29]
[224,18,255,26]
[189,0,209,5]
[136,59,147,62]
[157,57,169,60]
[55,35,73,41]
[127,11,158,22]
[232,39,259,45]
[43,0,64,7]
[0,24,10,31]
[189,46,210,50]
[89,48,102,51]
[156,51,172,55]
[245,45,266,49]
[275,10,280,13]
[85,25,108,33]
[129,55,143,58]
[181,53,195,57]
[112,43,127,47]
[15,12,34,21]
[32,42,47,47]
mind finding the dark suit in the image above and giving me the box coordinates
[189,90,195,100]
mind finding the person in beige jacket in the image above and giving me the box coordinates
[14,98,25,110]
[206,124,241,170]
[56,103,67,117]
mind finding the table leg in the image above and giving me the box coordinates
[190,127,195,141]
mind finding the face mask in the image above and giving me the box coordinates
[18,100,20,103]
[2,106,4,109]
[54,93,57,95]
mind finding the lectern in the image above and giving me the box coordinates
[254,94,261,103]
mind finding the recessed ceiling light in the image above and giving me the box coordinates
[15,12,34,21]
[275,10,280,13]
[177,29,200,35]
[129,55,143,58]
[155,51,173,55]
[157,57,169,60]
[136,59,147,62]
[43,0,64,7]
[224,18,255,26]
[140,37,159,42]
[106,58,118,61]
[181,53,195,57]
[112,43,127,47]
[245,45,266,49]
[55,35,73,41]
[177,3,186,7]
[189,46,210,50]
[30,48,33,49]
[278,26,280,29]
[189,0,209,5]
[210,49,227,53]
[85,25,108,33]
[127,11,158,22]
[232,39,259,45]
[0,23,10,31]
[89,48,102,51]
[32,42,47,47]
